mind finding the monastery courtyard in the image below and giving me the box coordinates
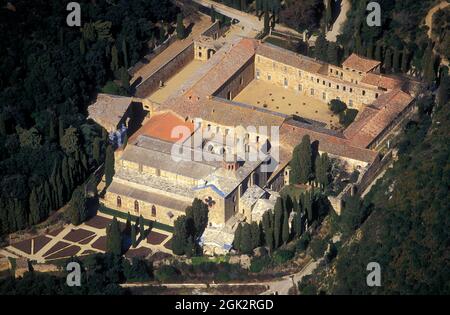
[233,80,340,128]
[147,59,205,104]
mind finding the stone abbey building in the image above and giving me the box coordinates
[89,25,417,253]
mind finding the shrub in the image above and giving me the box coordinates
[329,99,347,114]
[339,108,359,127]
[273,249,295,265]
[249,255,272,273]
[154,265,180,283]
[295,234,311,253]
[309,238,327,260]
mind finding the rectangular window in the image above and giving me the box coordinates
[299,71,302,77]
[268,74,272,81]
[284,78,288,87]
[310,88,315,96]
[298,84,303,92]
[349,100,353,107]
[322,92,326,100]
[256,69,260,79]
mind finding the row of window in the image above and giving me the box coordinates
[256,69,379,99]
[116,196,157,217]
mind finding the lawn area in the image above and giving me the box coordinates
[190,255,230,266]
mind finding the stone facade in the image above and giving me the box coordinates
[254,54,381,110]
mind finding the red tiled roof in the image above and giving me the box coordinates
[344,90,414,147]
[361,73,403,90]
[130,112,194,143]
[256,43,325,74]
[342,53,381,73]
[279,121,379,164]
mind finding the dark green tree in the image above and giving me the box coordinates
[298,135,313,184]
[106,217,122,255]
[240,223,253,255]
[176,13,186,40]
[233,223,242,251]
[185,198,209,238]
[273,197,284,249]
[401,47,409,73]
[282,208,290,244]
[250,221,261,249]
[131,224,137,248]
[384,48,392,74]
[105,144,115,187]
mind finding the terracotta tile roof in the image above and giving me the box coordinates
[185,38,258,100]
[129,112,194,143]
[87,94,133,131]
[279,120,379,164]
[361,73,403,90]
[342,53,381,73]
[344,89,414,147]
[256,42,325,74]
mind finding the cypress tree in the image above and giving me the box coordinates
[325,0,332,31]
[393,47,401,73]
[234,223,242,251]
[125,212,131,235]
[327,42,339,65]
[374,42,382,61]
[273,197,283,249]
[111,45,119,72]
[262,210,274,251]
[122,38,128,69]
[298,135,312,184]
[106,216,122,255]
[176,13,186,40]
[315,33,328,62]
[366,42,374,59]
[139,215,145,237]
[401,47,409,73]
[172,216,188,255]
[290,143,302,184]
[282,208,290,245]
[384,48,392,74]
[29,187,40,225]
[240,223,253,255]
[264,8,270,34]
[120,67,130,90]
[58,118,64,143]
[250,221,260,249]
[131,224,137,248]
[93,137,101,165]
[424,53,437,86]
[105,144,115,187]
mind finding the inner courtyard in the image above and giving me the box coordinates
[233,79,340,128]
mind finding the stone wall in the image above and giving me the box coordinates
[135,43,195,98]
[104,191,184,226]
[254,54,380,110]
[214,58,255,100]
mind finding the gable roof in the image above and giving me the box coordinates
[361,73,403,90]
[129,112,194,143]
[344,89,414,147]
[342,53,381,73]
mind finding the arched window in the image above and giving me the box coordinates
[151,205,156,217]
[134,200,139,213]
[117,196,122,208]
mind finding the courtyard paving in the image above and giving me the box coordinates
[3,212,172,263]
[234,80,340,128]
